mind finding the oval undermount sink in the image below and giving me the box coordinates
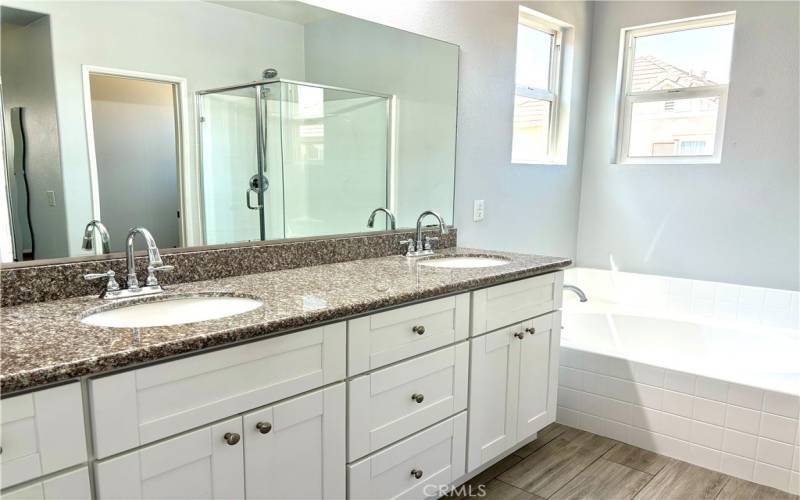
[81,295,263,328]
[418,256,510,269]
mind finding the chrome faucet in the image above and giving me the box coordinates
[366,207,396,230]
[81,220,111,254]
[402,210,449,257]
[125,227,172,294]
[564,284,588,302]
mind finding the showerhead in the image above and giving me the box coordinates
[262,68,278,79]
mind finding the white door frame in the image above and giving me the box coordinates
[81,65,191,248]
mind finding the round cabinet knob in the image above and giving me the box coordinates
[411,393,425,404]
[525,327,536,335]
[256,421,272,434]
[223,432,241,446]
[411,469,424,480]
[412,325,426,335]
[514,331,525,340]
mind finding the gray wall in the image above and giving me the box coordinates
[576,1,800,290]
[1,16,69,260]
[308,0,594,260]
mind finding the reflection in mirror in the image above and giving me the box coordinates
[0,1,458,264]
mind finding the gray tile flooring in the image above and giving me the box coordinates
[448,424,798,500]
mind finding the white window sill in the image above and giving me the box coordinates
[615,158,722,166]
[512,160,568,167]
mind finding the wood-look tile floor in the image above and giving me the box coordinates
[447,424,799,500]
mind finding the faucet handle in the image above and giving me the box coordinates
[423,236,439,251]
[84,270,121,293]
[400,239,416,253]
[146,264,174,287]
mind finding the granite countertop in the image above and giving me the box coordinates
[0,248,570,394]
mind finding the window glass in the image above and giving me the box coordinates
[628,97,719,157]
[515,24,553,89]
[512,96,551,160]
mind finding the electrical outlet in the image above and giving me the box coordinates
[46,190,56,207]
[473,199,484,222]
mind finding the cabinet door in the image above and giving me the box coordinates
[516,311,561,441]
[2,467,91,500]
[243,383,345,500]
[471,272,562,336]
[95,417,244,499]
[467,325,521,472]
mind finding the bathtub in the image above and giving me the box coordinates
[556,268,800,494]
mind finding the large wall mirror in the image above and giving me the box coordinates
[0,1,459,263]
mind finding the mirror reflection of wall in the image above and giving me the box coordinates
[0,1,459,264]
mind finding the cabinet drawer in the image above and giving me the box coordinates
[95,416,244,499]
[348,294,469,375]
[3,466,91,500]
[471,272,563,336]
[1,383,87,489]
[349,343,468,461]
[89,322,345,458]
[348,412,466,500]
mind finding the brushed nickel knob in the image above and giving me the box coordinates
[412,325,426,335]
[256,421,272,434]
[514,332,525,340]
[223,432,241,445]
[525,327,536,335]
[412,393,425,404]
[411,468,424,479]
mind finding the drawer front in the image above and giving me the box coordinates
[2,466,91,500]
[90,322,346,458]
[471,272,563,336]
[348,294,469,376]
[243,384,345,500]
[1,383,88,489]
[348,412,467,500]
[348,343,468,462]
[94,416,244,500]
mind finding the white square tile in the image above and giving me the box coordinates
[765,289,793,309]
[728,384,764,410]
[652,432,691,461]
[579,411,607,436]
[559,366,583,390]
[663,389,694,418]
[692,281,716,301]
[628,427,656,452]
[715,283,741,302]
[760,412,798,444]
[757,437,795,468]
[726,405,762,434]
[687,443,722,470]
[691,421,724,450]
[695,376,729,402]
[557,406,580,427]
[560,347,584,369]
[721,453,755,481]
[580,391,605,415]
[764,391,800,419]
[713,300,738,320]
[739,287,765,308]
[790,471,800,496]
[664,370,695,394]
[668,296,691,315]
[558,386,581,410]
[632,383,663,410]
[753,462,791,491]
[691,298,715,317]
[605,420,632,442]
[694,397,726,426]
[661,412,693,441]
[792,445,799,472]
[737,306,762,324]
[669,278,692,298]
[630,362,664,387]
[723,429,758,459]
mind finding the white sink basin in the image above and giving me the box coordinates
[418,256,510,269]
[81,295,263,328]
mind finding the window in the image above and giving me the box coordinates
[512,8,567,164]
[616,13,735,163]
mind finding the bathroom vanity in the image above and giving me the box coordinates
[0,247,568,499]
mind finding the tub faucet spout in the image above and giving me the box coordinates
[564,284,588,302]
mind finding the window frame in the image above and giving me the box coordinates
[615,12,736,165]
[512,9,565,164]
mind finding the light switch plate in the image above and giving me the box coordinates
[473,200,484,222]
[46,190,56,207]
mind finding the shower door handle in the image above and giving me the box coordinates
[246,189,262,210]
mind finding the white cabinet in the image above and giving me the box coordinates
[348,412,466,500]
[471,272,562,336]
[95,417,245,500]
[0,383,88,489]
[2,467,91,500]
[467,311,561,472]
[348,343,468,461]
[90,322,346,458]
[348,294,469,376]
[243,384,345,500]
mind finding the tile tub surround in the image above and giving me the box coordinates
[0,247,570,394]
[0,228,457,307]
[557,347,800,495]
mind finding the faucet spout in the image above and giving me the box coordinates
[82,220,111,254]
[367,207,396,230]
[126,227,163,290]
[415,210,448,244]
[563,284,588,302]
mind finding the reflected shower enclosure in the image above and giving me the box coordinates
[198,80,391,245]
